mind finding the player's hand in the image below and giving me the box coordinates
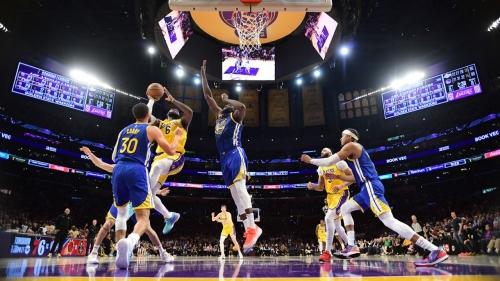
[324,173,340,180]
[164,87,174,102]
[307,182,315,190]
[159,188,170,196]
[332,185,341,193]
[301,154,312,163]
[147,93,159,102]
[80,147,91,156]
[221,93,228,102]
[174,128,183,136]
[85,223,88,227]
[201,60,206,75]
[211,212,215,217]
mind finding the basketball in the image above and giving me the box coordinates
[147,83,164,101]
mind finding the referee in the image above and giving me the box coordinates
[47,208,72,258]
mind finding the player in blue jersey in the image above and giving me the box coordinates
[111,103,182,269]
[201,60,261,254]
[79,147,174,264]
[301,128,449,266]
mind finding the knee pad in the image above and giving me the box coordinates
[115,206,129,231]
[234,180,252,209]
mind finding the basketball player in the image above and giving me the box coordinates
[301,128,449,266]
[79,147,174,264]
[201,60,261,253]
[316,220,327,254]
[112,103,182,269]
[212,205,243,259]
[308,147,351,262]
[147,86,193,234]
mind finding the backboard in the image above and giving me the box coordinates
[169,0,333,12]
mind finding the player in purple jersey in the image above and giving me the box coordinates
[301,128,449,266]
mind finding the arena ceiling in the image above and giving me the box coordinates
[0,0,498,94]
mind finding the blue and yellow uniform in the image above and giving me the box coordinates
[112,123,154,210]
[318,161,350,219]
[152,118,187,184]
[346,145,391,217]
[317,223,326,242]
[219,212,236,237]
[107,204,136,223]
[214,112,249,188]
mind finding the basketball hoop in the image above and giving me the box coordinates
[231,11,269,56]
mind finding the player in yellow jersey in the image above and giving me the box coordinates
[316,220,327,253]
[308,148,353,263]
[212,205,243,259]
[147,86,193,234]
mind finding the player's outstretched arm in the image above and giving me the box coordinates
[221,93,246,122]
[301,142,361,166]
[165,87,193,129]
[80,147,116,173]
[201,60,222,116]
[148,126,182,155]
[146,95,158,123]
[211,212,221,222]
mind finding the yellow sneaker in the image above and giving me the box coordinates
[47,253,52,258]
[57,254,61,258]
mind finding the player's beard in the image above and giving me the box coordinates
[167,111,180,119]
[321,153,331,158]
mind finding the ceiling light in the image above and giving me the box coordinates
[340,46,349,55]
[236,85,242,92]
[148,46,155,54]
[194,77,200,84]
[176,68,184,77]
[296,78,303,85]
[313,69,321,77]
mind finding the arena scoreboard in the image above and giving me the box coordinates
[12,62,114,119]
[382,64,482,119]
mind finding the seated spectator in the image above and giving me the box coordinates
[486,220,500,255]
[461,223,479,256]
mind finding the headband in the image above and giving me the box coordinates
[322,148,332,154]
[342,130,359,141]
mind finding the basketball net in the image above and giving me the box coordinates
[231,11,269,56]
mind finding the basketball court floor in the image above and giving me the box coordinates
[1,255,499,280]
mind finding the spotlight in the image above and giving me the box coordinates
[70,69,101,85]
[194,77,200,84]
[404,72,425,83]
[296,78,303,85]
[390,79,403,89]
[313,69,321,77]
[176,68,184,77]
[148,46,155,54]
[236,85,242,92]
[340,46,349,55]
[488,16,500,31]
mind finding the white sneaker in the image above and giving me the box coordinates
[218,255,226,260]
[87,252,99,264]
[239,254,243,259]
[160,250,174,262]
[116,238,133,269]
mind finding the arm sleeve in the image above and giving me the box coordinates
[111,130,122,162]
[147,99,157,123]
[336,160,349,171]
[310,154,340,167]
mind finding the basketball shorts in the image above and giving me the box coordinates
[351,179,391,217]
[106,204,137,223]
[220,147,249,188]
[327,189,350,219]
[152,152,185,185]
[318,235,326,243]
[112,161,154,210]
[221,225,236,238]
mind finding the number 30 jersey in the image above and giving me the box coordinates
[155,119,187,155]
[114,123,153,166]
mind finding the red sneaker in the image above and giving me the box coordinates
[242,226,262,254]
[319,251,332,263]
